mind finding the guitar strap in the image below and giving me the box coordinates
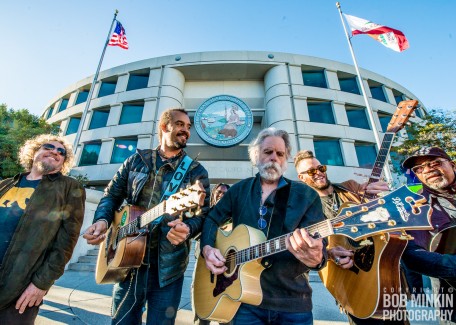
[160,155,193,202]
[261,181,291,268]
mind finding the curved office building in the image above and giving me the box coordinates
[43,51,425,188]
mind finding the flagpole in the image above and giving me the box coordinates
[336,2,392,184]
[72,10,119,153]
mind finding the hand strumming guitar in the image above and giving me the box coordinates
[83,220,108,245]
[202,245,228,275]
[328,246,354,269]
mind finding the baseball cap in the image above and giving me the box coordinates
[402,146,452,169]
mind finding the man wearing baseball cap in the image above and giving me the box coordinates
[401,146,455,322]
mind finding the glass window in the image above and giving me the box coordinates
[302,71,327,88]
[314,140,344,166]
[346,108,370,130]
[89,110,109,129]
[370,86,387,102]
[65,117,81,135]
[98,81,116,97]
[126,75,149,91]
[378,114,392,132]
[394,94,404,105]
[46,107,54,119]
[79,142,101,166]
[58,99,69,113]
[355,143,377,168]
[415,109,423,118]
[308,102,335,124]
[111,138,138,164]
[119,104,144,125]
[75,90,89,105]
[339,77,360,94]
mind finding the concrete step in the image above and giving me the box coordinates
[78,255,98,263]
[68,262,96,272]
[87,248,100,256]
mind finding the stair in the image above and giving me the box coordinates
[68,247,98,272]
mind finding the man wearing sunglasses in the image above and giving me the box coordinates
[400,147,455,323]
[0,134,85,324]
[294,150,401,325]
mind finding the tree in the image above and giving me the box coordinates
[0,104,59,178]
[391,109,456,161]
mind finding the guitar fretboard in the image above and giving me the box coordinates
[233,220,333,265]
[363,132,395,200]
[117,202,166,241]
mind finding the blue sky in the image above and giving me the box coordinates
[1,1,455,116]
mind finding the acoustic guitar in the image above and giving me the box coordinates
[193,186,433,323]
[95,183,206,284]
[320,99,420,318]
[429,221,456,289]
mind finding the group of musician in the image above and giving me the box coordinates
[0,107,454,324]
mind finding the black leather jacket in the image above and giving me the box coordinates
[94,149,210,287]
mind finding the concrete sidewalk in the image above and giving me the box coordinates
[36,269,349,325]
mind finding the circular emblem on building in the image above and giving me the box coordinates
[194,95,253,147]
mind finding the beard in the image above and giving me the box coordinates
[171,131,188,149]
[306,175,331,191]
[258,161,286,182]
[423,170,451,191]
[35,160,58,174]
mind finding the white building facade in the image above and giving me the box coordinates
[44,51,424,188]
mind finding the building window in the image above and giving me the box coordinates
[75,90,90,105]
[126,74,149,91]
[89,109,110,129]
[346,107,370,130]
[111,138,138,164]
[308,102,335,124]
[79,142,101,166]
[415,108,423,118]
[65,117,81,135]
[339,77,360,94]
[57,98,69,113]
[394,94,404,105]
[314,139,344,166]
[378,114,392,132]
[370,86,387,102]
[46,107,54,119]
[119,104,144,125]
[302,70,327,88]
[98,80,117,97]
[355,143,377,168]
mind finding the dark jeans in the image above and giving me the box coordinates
[232,304,313,325]
[0,303,39,325]
[111,263,184,325]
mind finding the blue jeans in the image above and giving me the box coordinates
[111,264,184,325]
[233,304,313,325]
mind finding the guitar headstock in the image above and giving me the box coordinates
[332,186,433,240]
[386,100,419,133]
[165,182,206,217]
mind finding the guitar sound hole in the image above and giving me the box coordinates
[352,237,375,272]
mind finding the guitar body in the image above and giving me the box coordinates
[96,205,147,284]
[429,223,456,289]
[319,233,407,319]
[193,225,266,323]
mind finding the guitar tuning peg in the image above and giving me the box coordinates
[406,122,412,126]
[194,207,203,216]
[185,210,194,218]
[399,231,414,241]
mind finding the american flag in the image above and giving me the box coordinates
[108,21,129,49]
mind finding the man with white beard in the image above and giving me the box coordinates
[200,127,327,325]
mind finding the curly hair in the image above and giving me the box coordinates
[19,134,75,175]
[248,128,291,167]
[293,150,315,168]
[158,108,188,143]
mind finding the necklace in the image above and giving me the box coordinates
[330,191,339,212]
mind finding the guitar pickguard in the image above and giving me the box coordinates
[352,238,375,273]
[213,269,239,297]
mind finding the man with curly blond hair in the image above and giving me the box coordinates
[0,134,85,324]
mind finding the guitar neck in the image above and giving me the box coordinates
[363,132,395,200]
[117,202,166,240]
[234,220,333,265]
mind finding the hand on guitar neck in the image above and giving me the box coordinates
[360,180,390,201]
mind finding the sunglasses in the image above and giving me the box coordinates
[300,165,327,176]
[41,143,67,157]
[411,158,447,174]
